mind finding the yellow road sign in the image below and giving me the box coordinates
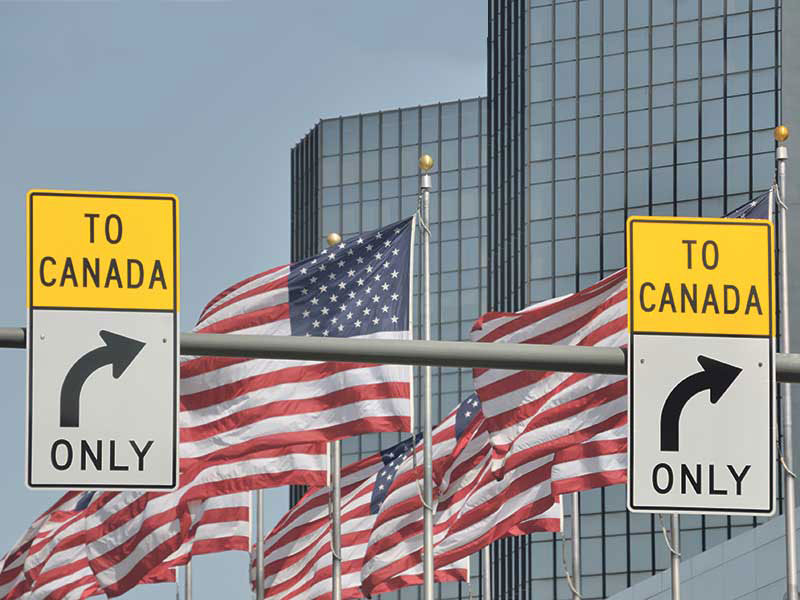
[27,190,179,311]
[627,216,774,337]
[26,190,180,490]
[627,215,776,516]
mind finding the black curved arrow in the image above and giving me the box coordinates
[60,330,146,428]
[660,355,742,452]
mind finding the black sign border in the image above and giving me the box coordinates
[26,191,179,490]
[627,217,775,515]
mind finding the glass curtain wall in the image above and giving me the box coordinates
[291,98,489,599]
[489,0,781,598]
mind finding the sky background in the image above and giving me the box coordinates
[0,2,485,598]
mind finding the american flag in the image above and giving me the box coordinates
[360,395,482,596]
[724,190,771,219]
[470,268,628,475]
[548,423,627,498]
[260,435,466,600]
[361,395,561,596]
[0,492,86,600]
[179,217,415,466]
[5,489,250,600]
[162,492,250,567]
[71,439,321,598]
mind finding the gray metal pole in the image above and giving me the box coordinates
[420,160,435,600]
[256,490,264,600]
[185,332,628,374]
[184,560,192,600]
[670,514,680,600]
[571,493,581,599]
[324,233,343,600]
[3,327,800,381]
[777,141,798,600]
[330,440,342,600]
[481,545,491,600]
[769,185,775,223]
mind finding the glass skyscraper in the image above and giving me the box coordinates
[487,0,782,598]
[290,98,490,599]
[289,0,794,597]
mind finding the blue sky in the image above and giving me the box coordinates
[0,2,484,598]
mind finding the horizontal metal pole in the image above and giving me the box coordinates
[183,332,628,374]
[2,327,800,382]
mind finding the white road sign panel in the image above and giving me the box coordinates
[629,334,773,514]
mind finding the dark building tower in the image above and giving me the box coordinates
[487,0,781,598]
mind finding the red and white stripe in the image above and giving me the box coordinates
[470,269,628,473]
[430,444,564,570]
[507,426,626,535]
[163,492,251,567]
[361,400,565,596]
[12,489,250,600]
[549,423,627,498]
[261,439,466,599]
[76,438,325,597]
[360,403,484,596]
[0,493,85,600]
[180,243,413,461]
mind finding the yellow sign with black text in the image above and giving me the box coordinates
[27,190,179,311]
[627,217,774,337]
[26,190,180,490]
[627,216,777,516]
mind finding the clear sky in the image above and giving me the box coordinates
[0,2,485,598]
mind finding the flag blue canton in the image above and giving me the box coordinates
[455,393,481,441]
[288,218,413,338]
[725,191,771,219]
[370,434,421,515]
[75,491,95,511]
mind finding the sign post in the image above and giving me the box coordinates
[627,216,776,516]
[26,190,179,490]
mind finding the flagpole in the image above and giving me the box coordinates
[670,515,681,600]
[184,560,192,600]
[329,440,342,600]
[324,232,344,600]
[482,545,491,599]
[775,124,798,600]
[419,154,435,600]
[256,490,264,600]
[247,492,254,600]
[571,493,581,599]
[769,185,775,223]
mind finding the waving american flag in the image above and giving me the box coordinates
[180,217,415,467]
[260,434,467,600]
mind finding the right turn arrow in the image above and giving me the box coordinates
[59,330,146,428]
[660,355,742,452]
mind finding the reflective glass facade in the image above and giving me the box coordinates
[488,0,782,598]
[291,98,490,599]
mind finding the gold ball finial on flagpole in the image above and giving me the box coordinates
[419,154,434,172]
[326,232,342,247]
[775,125,790,143]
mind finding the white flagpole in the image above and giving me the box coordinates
[670,515,681,600]
[768,185,775,223]
[184,560,192,600]
[247,492,254,600]
[325,232,344,600]
[482,545,491,599]
[775,125,797,600]
[571,493,581,599]
[256,490,264,600]
[329,440,342,600]
[419,154,435,600]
